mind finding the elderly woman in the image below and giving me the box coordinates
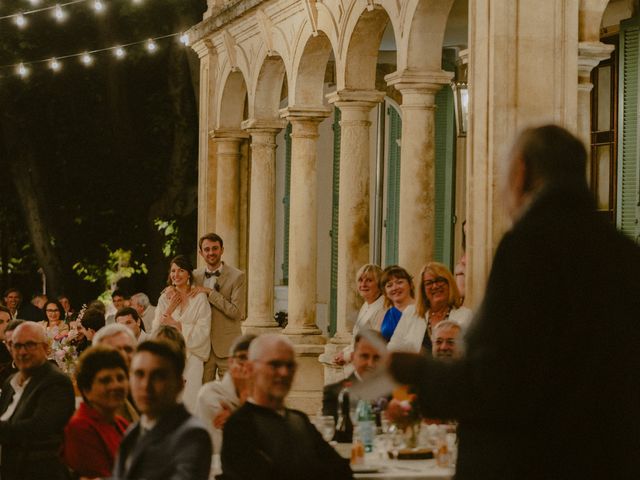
[63,345,129,478]
[153,254,211,413]
[334,264,385,365]
[378,266,424,353]
[416,261,473,352]
[42,299,69,337]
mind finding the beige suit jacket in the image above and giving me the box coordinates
[193,263,246,358]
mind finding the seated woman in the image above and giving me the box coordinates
[416,261,473,352]
[334,264,385,365]
[380,266,424,353]
[153,254,211,413]
[42,299,68,337]
[63,345,129,478]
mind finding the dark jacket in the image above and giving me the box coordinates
[0,361,75,480]
[219,402,352,480]
[111,403,211,480]
[322,372,358,422]
[400,182,640,479]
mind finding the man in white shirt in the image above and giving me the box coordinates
[130,293,156,333]
[115,307,150,344]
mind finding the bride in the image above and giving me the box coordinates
[153,254,211,413]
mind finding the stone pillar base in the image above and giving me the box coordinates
[286,343,327,415]
[241,323,282,335]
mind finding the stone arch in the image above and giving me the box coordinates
[341,5,395,91]
[251,53,288,120]
[217,68,248,129]
[291,31,334,106]
[579,0,610,41]
[402,0,456,71]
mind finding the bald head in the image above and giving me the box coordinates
[248,334,297,410]
[248,334,294,361]
[14,322,46,342]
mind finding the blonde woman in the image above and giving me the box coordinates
[333,264,385,365]
[416,261,473,352]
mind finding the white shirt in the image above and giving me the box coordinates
[342,296,385,362]
[0,374,30,421]
[203,265,223,290]
[387,304,426,353]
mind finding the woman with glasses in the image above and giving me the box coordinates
[416,262,472,353]
[42,299,69,337]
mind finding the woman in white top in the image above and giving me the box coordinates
[333,264,385,365]
[381,266,426,353]
[416,261,473,353]
[153,254,211,412]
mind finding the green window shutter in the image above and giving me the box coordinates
[434,86,456,267]
[618,17,640,243]
[282,122,292,285]
[329,107,341,337]
[385,105,402,265]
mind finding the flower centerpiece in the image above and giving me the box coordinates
[48,303,87,376]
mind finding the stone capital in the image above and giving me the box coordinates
[326,89,386,107]
[241,118,287,133]
[385,69,454,93]
[191,38,215,59]
[578,41,614,79]
[209,128,250,140]
[279,105,332,122]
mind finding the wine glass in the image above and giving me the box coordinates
[317,415,336,442]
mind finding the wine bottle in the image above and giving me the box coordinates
[333,386,354,443]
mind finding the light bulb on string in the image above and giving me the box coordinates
[114,46,125,59]
[80,52,94,66]
[16,63,29,78]
[132,0,143,4]
[93,0,105,13]
[14,13,27,28]
[146,39,157,53]
[53,4,67,22]
[28,0,41,5]
[179,33,189,46]
[49,58,61,71]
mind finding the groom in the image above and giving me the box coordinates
[192,233,246,382]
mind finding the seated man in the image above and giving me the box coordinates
[219,334,352,480]
[0,322,75,480]
[322,330,384,421]
[195,334,255,453]
[431,320,464,361]
[115,306,150,344]
[112,340,212,480]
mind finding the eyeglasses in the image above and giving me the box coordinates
[423,277,448,288]
[257,360,297,372]
[12,341,44,352]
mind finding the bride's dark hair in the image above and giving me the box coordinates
[167,254,195,286]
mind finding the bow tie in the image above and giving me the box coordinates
[205,270,221,279]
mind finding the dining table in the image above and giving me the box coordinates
[352,456,454,480]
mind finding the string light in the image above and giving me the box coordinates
[146,39,157,53]
[14,13,27,28]
[53,4,67,22]
[92,0,105,13]
[179,33,189,46]
[49,57,61,71]
[28,0,42,5]
[1,1,149,26]
[1,33,186,78]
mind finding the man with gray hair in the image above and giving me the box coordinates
[431,320,463,361]
[130,292,156,333]
[195,334,255,453]
[219,334,352,479]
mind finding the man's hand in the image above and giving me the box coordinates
[213,401,232,429]
[333,351,346,366]
[189,286,211,297]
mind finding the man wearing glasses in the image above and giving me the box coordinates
[219,334,352,480]
[0,322,75,480]
[195,334,255,453]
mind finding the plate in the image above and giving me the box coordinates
[351,465,381,473]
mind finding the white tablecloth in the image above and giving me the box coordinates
[353,458,454,480]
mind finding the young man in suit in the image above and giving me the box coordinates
[0,322,75,480]
[388,125,640,479]
[112,339,212,480]
[192,233,246,382]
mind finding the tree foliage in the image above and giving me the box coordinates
[0,0,206,304]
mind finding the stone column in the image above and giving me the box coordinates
[320,90,384,384]
[465,0,579,307]
[385,71,453,279]
[211,129,249,268]
[241,119,286,334]
[279,106,331,414]
[577,41,614,150]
